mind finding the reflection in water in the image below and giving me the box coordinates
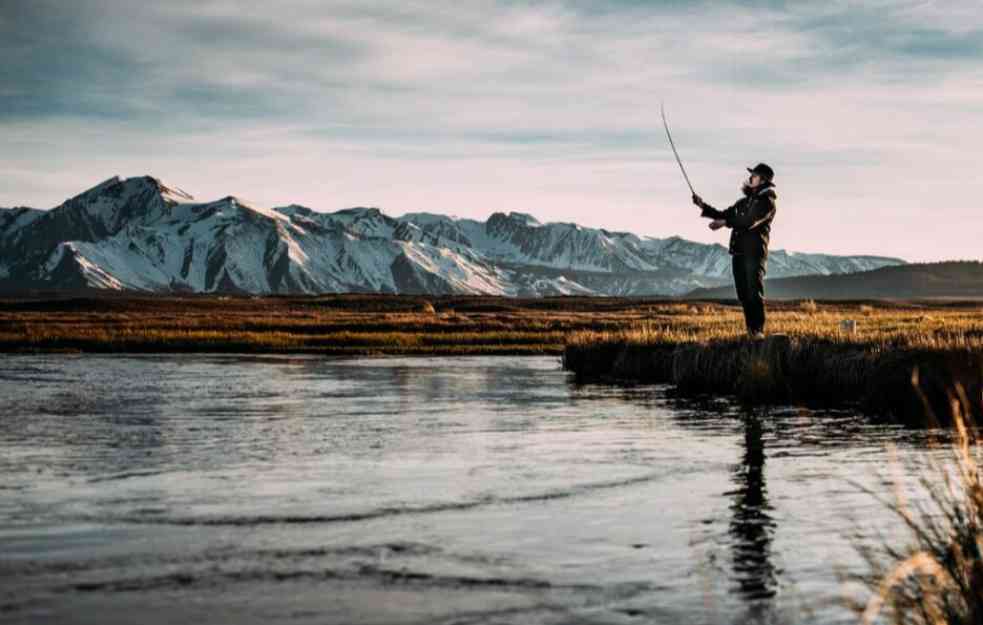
[0,355,937,625]
[730,412,778,601]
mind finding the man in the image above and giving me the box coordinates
[692,163,777,339]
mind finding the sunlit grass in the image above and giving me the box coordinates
[562,303,983,423]
[0,294,667,355]
[850,381,983,624]
[2,298,980,402]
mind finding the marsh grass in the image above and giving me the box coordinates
[851,379,983,624]
[563,304,983,423]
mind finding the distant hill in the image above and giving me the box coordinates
[686,261,983,300]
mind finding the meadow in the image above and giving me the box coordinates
[0,293,664,355]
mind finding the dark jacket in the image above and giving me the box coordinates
[700,183,777,257]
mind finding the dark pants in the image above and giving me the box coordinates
[732,253,767,334]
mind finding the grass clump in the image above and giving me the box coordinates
[852,382,983,624]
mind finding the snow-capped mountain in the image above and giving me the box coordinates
[0,175,905,296]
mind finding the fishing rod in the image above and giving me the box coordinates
[660,101,696,197]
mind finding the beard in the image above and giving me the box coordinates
[741,180,755,196]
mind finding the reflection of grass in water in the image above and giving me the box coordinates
[852,379,983,624]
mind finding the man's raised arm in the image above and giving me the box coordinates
[692,194,734,221]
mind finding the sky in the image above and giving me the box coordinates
[2,0,981,262]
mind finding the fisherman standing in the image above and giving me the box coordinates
[692,164,777,339]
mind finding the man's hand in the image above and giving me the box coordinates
[692,194,705,209]
[708,219,726,231]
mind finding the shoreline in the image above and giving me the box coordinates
[3,294,981,425]
[563,334,983,426]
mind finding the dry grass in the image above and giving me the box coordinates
[851,381,983,624]
[800,299,819,313]
[566,306,983,351]
[563,303,983,424]
[0,293,684,356]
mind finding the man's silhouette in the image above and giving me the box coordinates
[693,164,778,338]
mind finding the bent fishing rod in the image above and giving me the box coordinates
[660,101,696,197]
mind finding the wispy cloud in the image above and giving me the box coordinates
[1,0,981,260]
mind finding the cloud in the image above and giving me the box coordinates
[0,0,980,261]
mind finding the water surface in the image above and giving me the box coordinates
[0,355,942,624]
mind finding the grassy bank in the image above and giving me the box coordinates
[563,302,983,425]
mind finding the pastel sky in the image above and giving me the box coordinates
[2,1,981,262]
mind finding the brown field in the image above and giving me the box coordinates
[0,293,680,355]
[1,293,981,423]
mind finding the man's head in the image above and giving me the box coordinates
[742,163,774,194]
[746,163,774,185]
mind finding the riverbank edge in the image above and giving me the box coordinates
[0,343,563,356]
[562,334,983,426]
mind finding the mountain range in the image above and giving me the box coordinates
[0,175,905,296]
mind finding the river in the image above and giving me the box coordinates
[0,355,944,624]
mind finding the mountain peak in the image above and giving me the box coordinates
[143,176,194,203]
[400,212,456,224]
[487,211,540,232]
[507,212,540,227]
[73,175,194,206]
[334,207,384,219]
[78,175,124,198]
[275,204,315,218]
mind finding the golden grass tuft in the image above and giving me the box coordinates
[800,299,819,313]
[851,381,983,624]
